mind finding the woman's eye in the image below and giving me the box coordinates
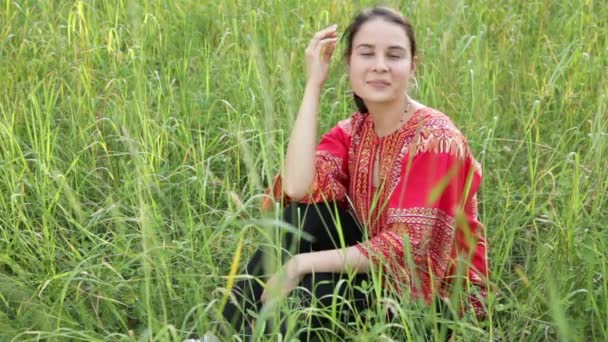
[388,54,402,59]
[360,52,374,57]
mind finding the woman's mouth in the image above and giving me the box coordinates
[367,80,390,89]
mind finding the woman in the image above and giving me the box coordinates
[222,6,489,340]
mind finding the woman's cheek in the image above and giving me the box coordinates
[353,75,367,94]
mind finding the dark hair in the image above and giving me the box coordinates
[342,7,417,114]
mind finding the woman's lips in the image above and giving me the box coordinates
[367,80,390,89]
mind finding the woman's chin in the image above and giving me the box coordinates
[359,93,397,106]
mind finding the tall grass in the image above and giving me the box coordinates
[1,0,607,340]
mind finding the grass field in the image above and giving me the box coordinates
[1,0,607,340]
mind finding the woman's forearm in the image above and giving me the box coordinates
[292,246,371,275]
[283,82,322,200]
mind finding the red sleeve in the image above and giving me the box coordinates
[261,120,351,210]
[355,128,489,316]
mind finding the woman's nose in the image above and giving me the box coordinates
[372,56,389,72]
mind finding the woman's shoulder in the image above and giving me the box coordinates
[331,111,366,136]
[414,107,473,160]
[417,107,461,133]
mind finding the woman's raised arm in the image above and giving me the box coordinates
[283,25,338,200]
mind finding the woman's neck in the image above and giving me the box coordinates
[367,96,411,137]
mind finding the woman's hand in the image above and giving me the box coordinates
[260,255,305,305]
[305,25,339,87]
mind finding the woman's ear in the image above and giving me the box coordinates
[411,55,418,74]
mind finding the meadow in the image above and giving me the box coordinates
[1,0,607,340]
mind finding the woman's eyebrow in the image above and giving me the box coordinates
[354,43,375,49]
[354,44,407,51]
[387,45,406,51]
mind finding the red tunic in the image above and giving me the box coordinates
[263,107,489,316]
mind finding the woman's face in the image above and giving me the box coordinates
[348,19,416,107]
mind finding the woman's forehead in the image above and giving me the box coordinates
[352,19,409,49]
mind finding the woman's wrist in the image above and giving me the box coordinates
[289,253,310,276]
[304,79,324,93]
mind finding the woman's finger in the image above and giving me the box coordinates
[317,37,339,58]
[308,32,337,51]
[308,24,338,49]
[323,43,337,60]
[317,37,339,47]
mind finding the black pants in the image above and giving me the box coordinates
[221,202,371,340]
[220,202,454,341]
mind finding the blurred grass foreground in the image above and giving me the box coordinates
[1,0,607,341]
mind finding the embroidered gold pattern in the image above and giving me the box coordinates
[303,150,348,204]
[386,207,455,278]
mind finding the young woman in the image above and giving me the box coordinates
[222,6,489,340]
